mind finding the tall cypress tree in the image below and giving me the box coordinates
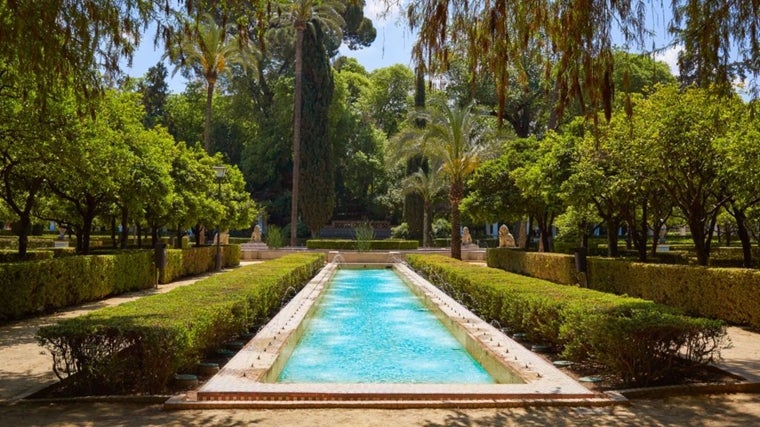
[299,19,335,236]
[403,65,428,240]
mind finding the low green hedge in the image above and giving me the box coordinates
[0,251,156,322]
[0,250,55,262]
[158,245,241,284]
[305,239,418,250]
[589,258,760,329]
[0,237,55,249]
[489,248,760,329]
[488,248,579,285]
[36,254,325,394]
[408,254,725,386]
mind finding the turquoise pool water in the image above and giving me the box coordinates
[277,268,495,384]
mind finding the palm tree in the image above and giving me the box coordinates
[170,13,255,154]
[401,167,447,248]
[280,0,344,246]
[389,100,490,259]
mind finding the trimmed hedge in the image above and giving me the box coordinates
[408,254,725,386]
[488,248,579,285]
[0,237,55,249]
[588,258,760,329]
[488,248,760,329]
[36,254,325,394]
[0,250,55,263]
[158,245,241,284]
[0,251,156,322]
[305,239,419,250]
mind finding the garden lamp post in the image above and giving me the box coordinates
[213,165,227,271]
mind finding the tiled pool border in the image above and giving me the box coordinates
[165,262,624,409]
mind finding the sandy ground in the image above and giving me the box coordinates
[0,394,759,426]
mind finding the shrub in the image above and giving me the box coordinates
[266,226,285,249]
[407,254,726,386]
[353,222,375,252]
[36,254,325,394]
[391,222,409,239]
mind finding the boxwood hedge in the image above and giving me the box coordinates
[305,239,418,250]
[0,251,156,322]
[36,253,324,395]
[0,246,240,322]
[407,254,726,386]
[488,248,760,329]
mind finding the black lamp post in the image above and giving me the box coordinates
[213,165,227,271]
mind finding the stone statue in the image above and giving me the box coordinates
[499,224,516,248]
[213,231,230,245]
[462,226,473,247]
[251,224,262,242]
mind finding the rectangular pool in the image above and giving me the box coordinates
[278,268,495,383]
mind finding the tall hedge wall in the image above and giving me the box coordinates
[409,254,725,386]
[0,251,155,322]
[36,254,325,394]
[487,248,760,329]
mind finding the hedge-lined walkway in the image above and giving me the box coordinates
[0,262,262,403]
[1,258,759,413]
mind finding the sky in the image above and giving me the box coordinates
[123,3,414,93]
[122,2,682,94]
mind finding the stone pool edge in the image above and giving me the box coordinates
[164,262,624,409]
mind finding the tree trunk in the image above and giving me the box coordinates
[120,207,129,249]
[136,222,143,249]
[204,79,215,153]
[607,217,620,257]
[176,224,183,249]
[17,213,31,259]
[151,226,159,247]
[450,181,463,260]
[110,216,117,248]
[422,202,430,248]
[735,208,753,268]
[290,26,304,247]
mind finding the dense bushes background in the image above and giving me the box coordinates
[36,254,324,394]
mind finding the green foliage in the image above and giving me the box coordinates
[0,252,155,322]
[36,254,325,394]
[408,254,726,387]
[353,222,375,251]
[266,226,285,249]
[299,19,335,236]
[391,223,409,239]
[305,239,419,250]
